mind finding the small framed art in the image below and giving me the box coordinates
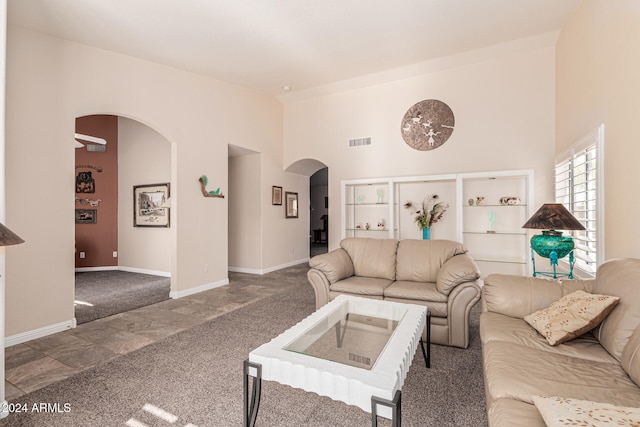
[285,191,298,218]
[272,186,283,205]
[133,183,170,227]
[75,209,96,224]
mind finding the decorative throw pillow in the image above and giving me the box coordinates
[524,290,619,346]
[532,395,640,426]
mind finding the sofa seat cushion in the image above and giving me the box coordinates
[488,398,545,427]
[384,281,447,317]
[483,340,640,408]
[329,276,393,297]
[480,312,619,365]
[384,280,447,302]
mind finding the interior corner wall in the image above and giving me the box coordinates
[75,114,118,268]
[118,117,171,274]
[556,0,640,260]
[228,153,262,271]
[283,42,558,249]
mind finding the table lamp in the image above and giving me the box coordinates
[0,223,24,247]
[522,203,585,279]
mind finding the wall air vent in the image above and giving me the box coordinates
[86,144,106,152]
[348,137,371,147]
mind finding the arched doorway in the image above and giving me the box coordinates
[284,159,329,256]
[74,115,173,324]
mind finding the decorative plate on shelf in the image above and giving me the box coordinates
[400,99,455,151]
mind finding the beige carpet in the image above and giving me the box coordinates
[75,270,170,324]
[3,274,486,426]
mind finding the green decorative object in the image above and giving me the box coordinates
[522,203,585,279]
[198,175,224,198]
[530,232,575,260]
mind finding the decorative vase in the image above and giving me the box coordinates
[422,227,430,240]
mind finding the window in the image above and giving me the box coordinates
[555,125,604,276]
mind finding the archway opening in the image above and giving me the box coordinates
[74,115,173,324]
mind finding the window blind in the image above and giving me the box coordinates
[555,126,603,275]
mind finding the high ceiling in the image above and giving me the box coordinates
[8,0,582,96]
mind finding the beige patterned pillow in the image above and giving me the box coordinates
[524,290,619,346]
[533,396,640,426]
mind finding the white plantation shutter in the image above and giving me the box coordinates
[555,125,604,275]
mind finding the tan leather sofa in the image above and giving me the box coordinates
[480,258,640,426]
[307,237,481,348]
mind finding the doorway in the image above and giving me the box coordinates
[310,167,328,257]
[74,115,172,324]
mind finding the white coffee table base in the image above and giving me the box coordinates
[242,296,430,427]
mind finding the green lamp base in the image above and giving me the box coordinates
[530,231,576,279]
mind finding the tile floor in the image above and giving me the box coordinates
[4,262,317,401]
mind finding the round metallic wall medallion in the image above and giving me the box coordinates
[400,99,455,151]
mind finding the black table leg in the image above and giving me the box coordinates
[420,310,431,368]
[243,359,262,427]
[371,390,402,427]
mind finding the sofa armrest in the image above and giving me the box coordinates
[436,253,481,296]
[482,274,594,319]
[309,248,354,283]
[446,279,482,348]
[308,249,355,309]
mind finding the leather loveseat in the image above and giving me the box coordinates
[307,237,481,348]
[480,258,640,426]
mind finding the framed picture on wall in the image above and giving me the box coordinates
[272,186,283,205]
[285,191,298,218]
[133,183,170,227]
[75,209,97,224]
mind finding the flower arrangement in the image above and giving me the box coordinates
[404,195,449,230]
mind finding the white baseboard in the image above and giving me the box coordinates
[5,319,75,348]
[169,278,229,299]
[75,266,118,272]
[228,258,309,275]
[117,266,171,277]
[75,266,171,277]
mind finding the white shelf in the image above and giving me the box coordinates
[341,170,534,277]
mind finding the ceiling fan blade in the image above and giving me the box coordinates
[75,133,107,145]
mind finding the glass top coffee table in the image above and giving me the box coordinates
[243,295,430,427]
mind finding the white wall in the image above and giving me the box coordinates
[118,117,171,274]
[556,0,640,260]
[283,37,558,248]
[229,153,262,271]
[4,26,299,338]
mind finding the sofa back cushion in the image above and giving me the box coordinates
[340,238,398,280]
[395,239,467,283]
[591,258,640,361]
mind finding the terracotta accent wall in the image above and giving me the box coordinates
[75,115,118,268]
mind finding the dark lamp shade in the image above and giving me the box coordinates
[0,223,25,246]
[522,204,586,231]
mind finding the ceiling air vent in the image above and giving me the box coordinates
[349,137,371,147]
